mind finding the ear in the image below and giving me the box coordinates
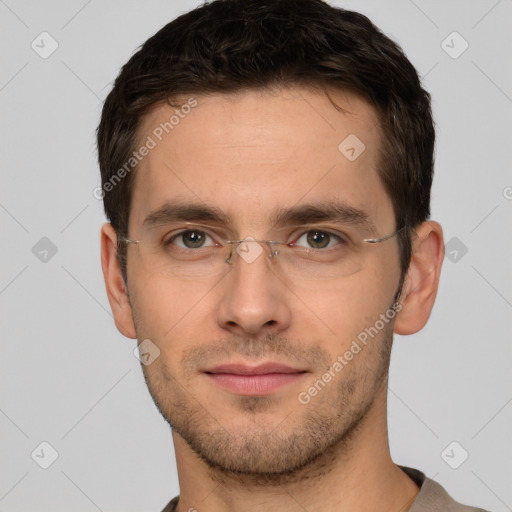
[393,221,444,335]
[100,223,137,339]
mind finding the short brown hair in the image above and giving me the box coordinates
[97,0,435,286]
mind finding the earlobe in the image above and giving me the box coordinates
[393,221,444,336]
[100,223,137,339]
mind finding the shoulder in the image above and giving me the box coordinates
[160,468,492,512]
[160,495,179,512]
[400,465,491,512]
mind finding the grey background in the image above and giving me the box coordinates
[1,0,511,510]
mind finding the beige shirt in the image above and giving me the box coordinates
[161,466,490,512]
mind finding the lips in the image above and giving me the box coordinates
[204,362,308,395]
[205,363,306,376]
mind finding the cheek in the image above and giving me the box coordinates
[290,264,399,350]
[129,274,221,344]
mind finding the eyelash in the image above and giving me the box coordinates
[164,230,219,248]
[163,228,349,249]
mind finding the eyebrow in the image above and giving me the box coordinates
[142,200,376,234]
[142,202,230,227]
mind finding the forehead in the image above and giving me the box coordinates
[129,86,393,234]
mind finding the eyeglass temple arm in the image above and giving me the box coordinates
[363,226,405,244]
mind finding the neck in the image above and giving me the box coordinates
[171,381,419,512]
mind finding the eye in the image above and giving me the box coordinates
[165,229,217,249]
[293,229,345,250]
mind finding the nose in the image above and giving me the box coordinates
[215,241,292,337]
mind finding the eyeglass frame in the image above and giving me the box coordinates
[118,222,406,267]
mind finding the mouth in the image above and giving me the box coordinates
[204,362,309,395]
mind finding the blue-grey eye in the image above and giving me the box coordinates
[169,230,215,249]
[295,230,340,249]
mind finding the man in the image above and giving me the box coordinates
[98,1,488,510]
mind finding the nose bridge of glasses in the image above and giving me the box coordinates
[226,237,281,266]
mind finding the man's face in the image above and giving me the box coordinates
[125,86,402,479]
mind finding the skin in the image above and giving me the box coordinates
[101,85,444,512]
